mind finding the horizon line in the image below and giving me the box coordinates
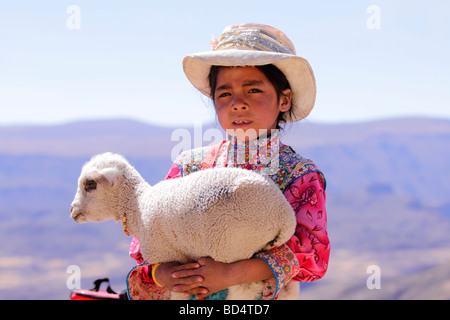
[1,114,450,129]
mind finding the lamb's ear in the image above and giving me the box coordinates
[91,168,121,187]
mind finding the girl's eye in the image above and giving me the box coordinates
[217,92,230,98]
[249,88,262,93]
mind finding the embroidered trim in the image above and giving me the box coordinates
[175,141,326,193]
[126,263,170,300]
[254,244,300,299]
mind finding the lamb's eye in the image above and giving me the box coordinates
[85,179,97,192]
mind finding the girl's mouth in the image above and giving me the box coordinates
[233,120,252,125]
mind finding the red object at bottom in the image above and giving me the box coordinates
[70,278,121,300]
[70,289,120,300]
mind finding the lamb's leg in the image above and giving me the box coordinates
[170,291,190,300]
[225,282,265,300]
[277,281,299,300]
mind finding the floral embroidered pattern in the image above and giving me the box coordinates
[284,172,330,283]
[127,264,170,300]
[254,244,301,299]
[289,185,318,211]
[176,138,326,193]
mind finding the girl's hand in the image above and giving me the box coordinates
[156,256,273,299]
[171,257,234,299]
[153,261,208,296]
[179,256,273,299]
[193,257,234,299]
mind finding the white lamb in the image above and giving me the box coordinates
[70,152,298,300]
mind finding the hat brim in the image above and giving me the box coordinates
[182,49,316,122]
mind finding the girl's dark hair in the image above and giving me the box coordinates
[208,64,295,129]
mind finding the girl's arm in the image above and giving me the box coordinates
[285,171,330,282]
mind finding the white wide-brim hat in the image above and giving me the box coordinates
[182,23,316,122]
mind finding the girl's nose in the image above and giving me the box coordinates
[231,96,249,111]
[232,104,248,111]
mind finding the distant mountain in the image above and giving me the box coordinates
[300,257,450,300]
[0,119,176,157]
[3,117,450,201]
[283,117,450,202]
[1,117,450,299]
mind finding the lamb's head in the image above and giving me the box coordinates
[70,152,129,224]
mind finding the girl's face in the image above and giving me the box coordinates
[213,66,291,139]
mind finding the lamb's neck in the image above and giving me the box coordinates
[118,180,152,238]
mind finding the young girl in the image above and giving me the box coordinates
[126,23,329,300]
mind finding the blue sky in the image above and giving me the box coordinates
[0,0,449,127]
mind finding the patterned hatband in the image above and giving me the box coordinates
[215,27,295,55]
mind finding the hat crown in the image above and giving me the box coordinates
[214,23,296,55]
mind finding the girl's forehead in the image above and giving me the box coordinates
[218,66,259,74]
[216,66,269,83]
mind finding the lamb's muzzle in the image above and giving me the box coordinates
[70,205,84,222]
